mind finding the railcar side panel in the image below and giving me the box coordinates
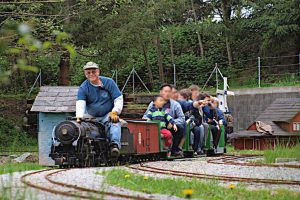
[127,121,160,154]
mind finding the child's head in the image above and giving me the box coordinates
[189,85,200,101]
[178,88,192,101]
[154,96,166,108]
[211,97,219,108]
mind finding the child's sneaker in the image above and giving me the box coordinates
[167,150,171,158]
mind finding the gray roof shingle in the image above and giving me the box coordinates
[256,98,300,122]
[31,86,78,112]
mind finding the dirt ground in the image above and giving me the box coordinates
[0,97,27,125]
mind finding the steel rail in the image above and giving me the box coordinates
[208,155,300,169]
[21,168,152,200]
[128,161,300,185]
[45,169,152,200]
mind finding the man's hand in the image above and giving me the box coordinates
[109,111,119,123]
[76,117,81,123]
[167,123,173,129]
[173,124,178,132]
[193,100,205,108]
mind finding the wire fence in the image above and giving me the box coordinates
[24,53,300,95]
[115,54,300,93]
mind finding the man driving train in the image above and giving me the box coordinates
[75,61,123,158]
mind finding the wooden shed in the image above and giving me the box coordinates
[231,98,300,150]
[31,86,78,165]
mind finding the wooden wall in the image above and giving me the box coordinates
[38,112,74,165]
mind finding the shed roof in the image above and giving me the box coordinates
[232,98,300,138]
[31,86,78,112]
[256,98,300,123]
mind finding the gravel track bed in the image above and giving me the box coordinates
[130,157,300,192]
[50,167,182,200]
[1,156,300,199]
[0,168,182,200]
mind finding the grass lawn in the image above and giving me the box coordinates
[227,144,300,164]
[101,169,300,200]
[226,145,264,155]
[0,163,45,175]
[264,144,300,163]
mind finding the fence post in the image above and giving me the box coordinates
[215,63,218,91]
[132,68,135,94]
[39,68,42,87]
[173,63,176,86]
[258,57,261,88]
[116,70,118,85]
[298,53,300,81]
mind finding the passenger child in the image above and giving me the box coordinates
[189,85,200,101]
[145,96,177,148]
[178,88,192,102]
[202,95,227,151]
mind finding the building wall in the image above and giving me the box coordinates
[227,86,300,131]
[291,112,300,132]
[38,112,74,165]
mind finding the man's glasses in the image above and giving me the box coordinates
[85,70,97,75]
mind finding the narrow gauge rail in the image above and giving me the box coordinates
[208,155,300,169]
[21,169,152,200]
[128,157,300,185]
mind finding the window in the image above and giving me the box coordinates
[293,122,300,131]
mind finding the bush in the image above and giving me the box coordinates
[0,119,37,151]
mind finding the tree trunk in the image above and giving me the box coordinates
[221,0,233,65]
[141,41,153,89]
[191,0,204,58]
[58,51,70,86]
[225,35,233,65]
[196,32,204,58]
[169,32,175,64]
[154,34,165,83]
[169,32,177,85]
[58,0,71,86]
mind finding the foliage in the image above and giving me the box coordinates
[0,119,37,152]
[101,169,300,200]
[0,0,299,92]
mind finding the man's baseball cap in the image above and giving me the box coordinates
[83,61,99,70]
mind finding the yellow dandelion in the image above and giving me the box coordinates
[124,174,130,178]
[143,176,149,180]
[182,189,193,199]
[228,184,236,190]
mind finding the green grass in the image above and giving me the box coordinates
[0,163,44,175]
[226,145,264,155]
[101,169,300,200]
[264,144,300,163]
[227,144,300,164]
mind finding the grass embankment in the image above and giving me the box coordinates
[226,145,264,155]
[264,144,300,163]
[227,144,300,163]
[0,163,44,175]
[102,169,300,200]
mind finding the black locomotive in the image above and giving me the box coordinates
[49,117,132,167]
